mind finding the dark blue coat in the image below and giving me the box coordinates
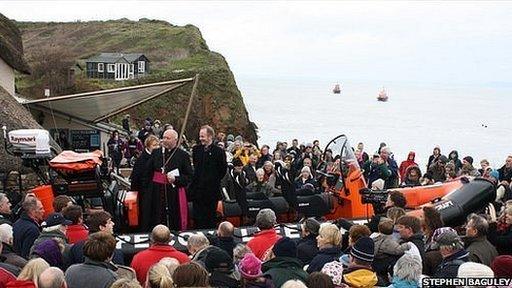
[13,214,40,259]
[306,246,342,273]
[297,234,318,265]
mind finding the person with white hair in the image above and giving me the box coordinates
[38,267,67,288]
[0,223,26,268]
[29,213,71,257]
[294,166,318,191]
[380,146,399,188]
[388,253,422,288]
[187,234,211,266]
[247,209,280,260]
[246,168,281,197]
[0,193,12,225]
[145,128,193,230]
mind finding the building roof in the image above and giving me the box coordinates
[21,78,194,124]
[86,53,149,64]
[0,13,31,74]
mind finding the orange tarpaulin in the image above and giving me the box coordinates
[49,150,103,172]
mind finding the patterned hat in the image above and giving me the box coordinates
[321,261,343,286]
[350,236,375,263]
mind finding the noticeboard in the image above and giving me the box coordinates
[70,130,101,152]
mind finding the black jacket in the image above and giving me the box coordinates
[130,149,152,192]
[296,234,318,265]
[243,164,257,184]
[146,147,193,189]
[256,154,272,169]
[190,144,227,203]
[209,272,241,288]
[0,213,12,226]
[210,236,236,259]
[498,165,512,183]
[306,246,342,273]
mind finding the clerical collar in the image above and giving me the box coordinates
[204,142,213,151]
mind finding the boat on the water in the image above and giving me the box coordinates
[377,87,388,101]
[333,84,341,94]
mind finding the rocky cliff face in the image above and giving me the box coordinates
[16,19,258,143]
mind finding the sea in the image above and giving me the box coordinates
[238,75,511,171]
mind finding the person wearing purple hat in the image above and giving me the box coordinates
[238,253,274,288]
[33,239,64,269]
[29,212,71,258]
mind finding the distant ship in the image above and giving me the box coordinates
[333,84,341,94]
[377,87,388,102]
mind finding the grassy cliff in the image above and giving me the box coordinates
[15,18,258,142]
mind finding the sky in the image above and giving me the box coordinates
[1,1,512,85]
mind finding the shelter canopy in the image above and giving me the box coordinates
[22,78,193,123]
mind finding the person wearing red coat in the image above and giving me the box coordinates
[247,209,281,260]
[0,267,17,288]
[399,151,418,181]
[130,225,189,285]
[62,205,89,244]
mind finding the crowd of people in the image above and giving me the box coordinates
[0,116,509,287]
[0,194,511,288]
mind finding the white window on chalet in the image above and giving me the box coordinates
[138,61,145,73]
[107,64,115,73]
[97,63,104,72]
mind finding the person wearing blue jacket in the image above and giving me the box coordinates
[13,197,44,259]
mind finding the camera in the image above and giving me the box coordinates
[360,188,388,214]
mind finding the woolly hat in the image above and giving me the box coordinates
[432,227,463,250]
[350,236,374,263]
[238,253,263,279]
[491,255,512,278]
[321,261,343,286]
[463,156,474,165]
[227,134,235,142]
[33,239,63,268]
[490,169,500,179]
[272,237,297,258]
[457,262,494,278]
[204,246,234,273]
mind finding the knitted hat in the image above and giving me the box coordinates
[489,169,500,179]
[432,227,463,250]
[272,237,297,258]
[204,246,233,273]
[350,236,374,263]
[491,255,512,278]
[463,156,474,165]
[457,262,494,278]
[238,253,262,279]
[321,261,343,286]
[33,239,63,268]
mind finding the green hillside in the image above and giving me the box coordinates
[15,18,258,142]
